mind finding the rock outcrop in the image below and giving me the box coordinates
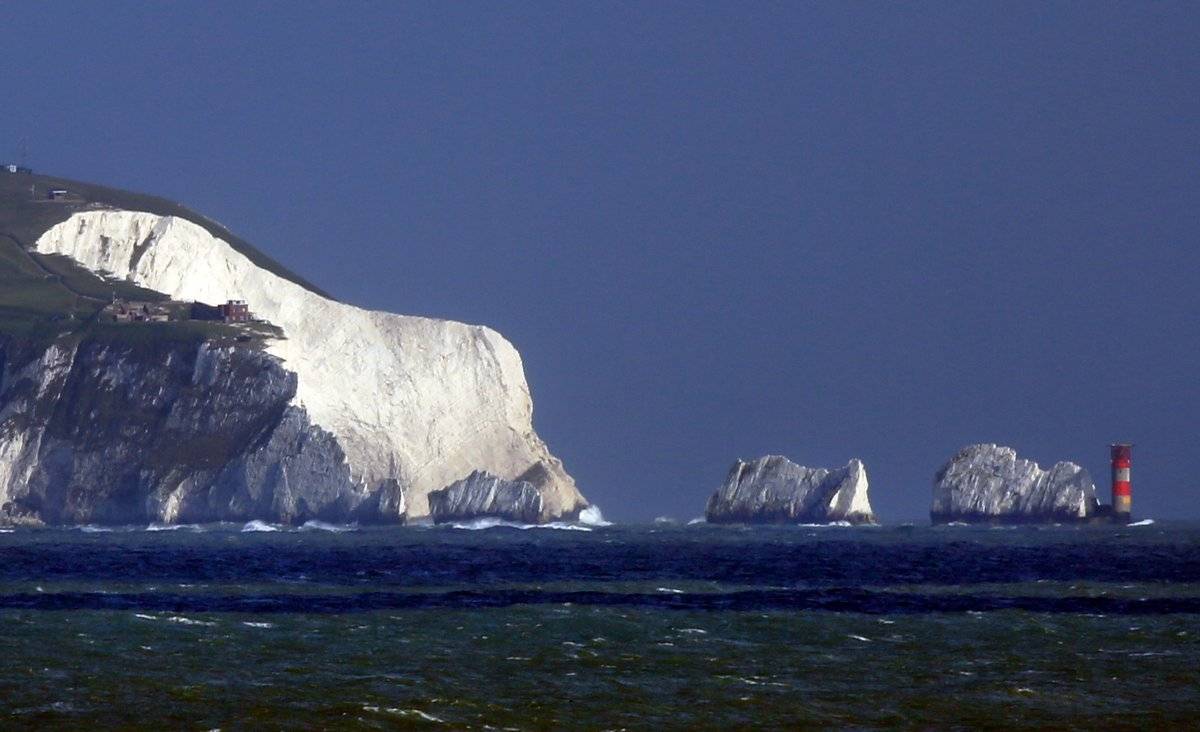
[0,335,404,526]
[931,444,1098,524]
[705,456,876,524]
[428,471,543,524]
[30,210,587,522]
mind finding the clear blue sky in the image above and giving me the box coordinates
[2,3,1197,521]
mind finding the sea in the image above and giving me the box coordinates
[0,517,1197,729]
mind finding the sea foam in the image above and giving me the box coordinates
[449,517,592,532]
[241,520,280,532]
[300,520,356,532]
[578,505,612,526]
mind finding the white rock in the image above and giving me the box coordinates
[931,444,1097,523]
[428,471,542,524]
[35,211,585,520]
[705,455,876,524]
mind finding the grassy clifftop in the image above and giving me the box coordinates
[0,170,328,296]
[0,171,302,345]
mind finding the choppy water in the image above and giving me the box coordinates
[1,520,1198,728]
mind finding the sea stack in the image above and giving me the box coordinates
[931,444,1099,524]
[705,456,876,525]
[428,471,543,524]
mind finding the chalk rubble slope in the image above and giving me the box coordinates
[705,455,876,524]
[35,211,586,521]
[931,443,1097,523]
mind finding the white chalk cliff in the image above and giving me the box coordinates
[34,211,586,521]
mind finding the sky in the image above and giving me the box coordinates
[1,3,1197,522]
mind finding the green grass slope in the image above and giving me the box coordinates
[0,171,329,297]
[0,171,298,346]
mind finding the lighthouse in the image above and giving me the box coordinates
[1110,443,1133,523]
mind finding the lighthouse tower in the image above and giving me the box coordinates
[1110,443,1133,523]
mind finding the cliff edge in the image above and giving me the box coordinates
[0,176,585,525]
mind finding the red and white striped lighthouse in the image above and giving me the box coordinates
[1110,443,1133,521]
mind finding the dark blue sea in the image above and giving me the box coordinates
[1,519,1198,729]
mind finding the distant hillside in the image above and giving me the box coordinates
[0,171,329,297]
[0,170,319,342]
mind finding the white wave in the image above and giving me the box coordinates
[944,521,970,527]
[847,634,872,642]
[1128,519,1155,527]
[448,517,592,532]
[578,505,612,526]
[795,521,854,528]
[653,516,678,525]
[449,517,524,530]
[0,528,13,533]
[656,587,685,594]
[78,525,115,533]
[363,706,444,723]
[537,521,592,532]
[241,520,280,532]
[134,613,158,621]
[676,628,708,634]
[146,523,203,532]
[686,517,706,525]
[242,621,274,629]
[168,616,216,627]
[300,520,356,532]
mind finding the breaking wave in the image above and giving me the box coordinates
[241,520,280,533]
[448,517,592,532]
[1129,519,1155,527]
[578,505,612,526]
[299,520,356,533]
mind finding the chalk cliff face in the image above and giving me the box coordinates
[932,444,1098,524]
[705,456,876,525]
[0,336,402,525]
[428,471,542,524]
[21,210,585,523]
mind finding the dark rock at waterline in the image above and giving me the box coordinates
[0,336,405,526]
[428,470,542,524]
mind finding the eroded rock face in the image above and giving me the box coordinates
[34,210,587,521]
[428,471,542,524]
[931,444,1098,524]
[0,336,404,526]
[705,456,876,524]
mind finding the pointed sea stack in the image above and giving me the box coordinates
[705,456,876,525]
